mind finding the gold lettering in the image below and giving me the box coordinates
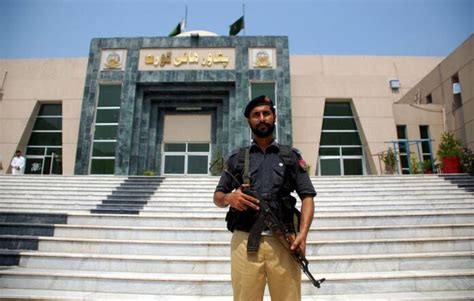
[174,52,189,66]
[213,52,229,67]
[189,52,199,64]
[160,52,172,67]
[201,53,212,66]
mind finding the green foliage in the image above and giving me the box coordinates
[410,154,422,174]
[423,159,436,173]
[143,170,156,176]
[209,151,224,176]
[437,132,463,159]
[460,146,474,175]
[381,148,396,174]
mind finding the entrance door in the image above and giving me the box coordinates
[162,114,211,175]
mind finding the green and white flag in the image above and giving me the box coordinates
[229,16,244,36]
[169,18,186,37]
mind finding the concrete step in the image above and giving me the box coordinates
[149,183,474,191]
[1,235,472,256]
[6,250,472,274]
[1,288,473,300]
[0,267,472,295]
[64,211,474,227]
[149,187,472,195]
[1,221,473,241]
[144,199,474,208]
[2,210,473,227]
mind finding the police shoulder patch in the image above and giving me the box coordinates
[298,158,308,172]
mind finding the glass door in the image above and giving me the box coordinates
[162,142,210,175]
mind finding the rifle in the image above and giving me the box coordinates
[242,188,325,288]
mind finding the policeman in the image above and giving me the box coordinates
[213,95,316,301]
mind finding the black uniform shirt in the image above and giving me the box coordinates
[215,141,316,200]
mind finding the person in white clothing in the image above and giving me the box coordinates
[10,150,25,175]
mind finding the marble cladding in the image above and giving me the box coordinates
[75,36,292,175]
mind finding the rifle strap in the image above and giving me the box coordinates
[242,147,251,185]
[247,216,266,252]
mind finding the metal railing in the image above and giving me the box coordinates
[378,139,435,175]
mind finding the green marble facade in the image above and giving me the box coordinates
[75,36,292,175]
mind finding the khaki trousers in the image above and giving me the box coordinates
[230,230,301,301]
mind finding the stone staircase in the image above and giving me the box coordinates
[0,174,473,300]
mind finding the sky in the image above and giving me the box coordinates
[0,0,472,59]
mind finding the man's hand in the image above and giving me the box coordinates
[213,186,259,211]
[290,232,308,256]
[225,186,260,211]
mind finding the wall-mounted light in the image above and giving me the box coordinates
[453,83,461,94]
[389,79,400,90]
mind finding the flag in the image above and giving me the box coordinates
[229,16,244,36]
[169,19,185,37]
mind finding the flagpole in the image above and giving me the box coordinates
[242,3,245,36]
[185,4,188,31]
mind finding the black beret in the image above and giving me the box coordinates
[244,95,275,118]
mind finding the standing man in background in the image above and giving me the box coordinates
[10,150,25,175]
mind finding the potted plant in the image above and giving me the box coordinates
[437,132,463,173]
[460,146,474,176]
[423,159,433,174]
[143,170,156,176]
[381,148,397,174]
[209,151,224,176]
[410,153,422,174]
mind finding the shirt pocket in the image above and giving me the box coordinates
[272,162,286,189]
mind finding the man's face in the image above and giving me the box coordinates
[15,152,21,157]
[247,105,276,138]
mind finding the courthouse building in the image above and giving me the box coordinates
[0,32,472,176]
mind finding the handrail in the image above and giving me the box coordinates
[383,139,435,175]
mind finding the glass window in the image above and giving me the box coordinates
[420,125,431,154]
[342,147,363,155]
[25,158,44,174]
[94,125,118,140]
[26,147,45,156]
[322,118,357,130]
[28,132,62,146]
[91,159,115,174]
[25,104,63,175]
[34,118,62,130]
[426,94,433,104]
[92,142,116,157]
[251,83,275,102]
[46,147,62,155]
[323,103,353,116]
[320,159,341,176]
[164,155,185,174]
[164,143,186,152]
[397,125,407,139]
[95,109,119,123]
[98,85,122,107]
[188,155,209,174]
[344,159,363,175]
[320,132,361,146]
[188,143,210,152]
[319,148,340,156]
[38,104,62,116]
[319,101,364,175]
